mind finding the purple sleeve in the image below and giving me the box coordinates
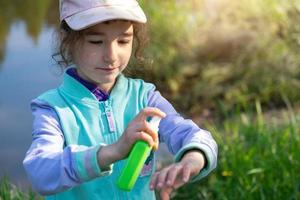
[23,99,112,195]
[147,90,218,181]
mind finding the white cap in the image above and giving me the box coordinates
[60,0,147,30]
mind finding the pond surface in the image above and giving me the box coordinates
[0,0,61,187]
[0,21,61,187]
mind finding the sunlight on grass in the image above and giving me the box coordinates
[0,177,42,200]
[174,107,300,199]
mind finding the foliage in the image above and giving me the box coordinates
[0,177,42,200]
[1,1,300,118]
[0,0,55,64]
[15,0,52,40]
[129,0,300,119]
[173,104,300,199]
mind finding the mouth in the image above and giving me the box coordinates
[95,67,118,72]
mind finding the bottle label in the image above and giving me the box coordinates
[139,151,154,177]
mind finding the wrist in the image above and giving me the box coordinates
[97,143,121,170]
[181,150,206,171]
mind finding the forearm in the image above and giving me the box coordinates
[172,130,218,182]
[23,145,79,195]
[26,100,113,195]
[147,90,218,181]
[97,143,121,170]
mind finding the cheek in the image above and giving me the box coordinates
[78,49,100,65]
[89,51,100,62]
[121,46,133,63]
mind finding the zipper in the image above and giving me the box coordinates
[103,100,116,133]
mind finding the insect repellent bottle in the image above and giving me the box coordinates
[117,116,162,191]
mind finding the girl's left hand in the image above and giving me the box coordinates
[149,150,205,200]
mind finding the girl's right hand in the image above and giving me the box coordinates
[115,107,166,160]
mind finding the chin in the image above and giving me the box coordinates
[97,77,116,84]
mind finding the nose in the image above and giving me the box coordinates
[103,42,117,65]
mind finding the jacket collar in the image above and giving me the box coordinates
[59,68,128,103]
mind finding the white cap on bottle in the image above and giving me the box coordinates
[149,116,161,133]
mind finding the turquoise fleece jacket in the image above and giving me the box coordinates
[38,73,157,199]
[24,72,218,200]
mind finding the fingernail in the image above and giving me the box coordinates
[158,182,163,188]
[167,180,171,185]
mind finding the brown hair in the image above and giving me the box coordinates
[52,20,149,69]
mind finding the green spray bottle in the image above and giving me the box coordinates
[117,116,161,191]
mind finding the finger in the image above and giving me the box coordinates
[173,164,191,189]
[150,172,159,190]
[134,107,166,122]
[144,121,159,147]
[156,169,169,189]
[182,164,191,183]
[135,131,155,147]
[133,121,159,150]
[160,187,172,200]
[128,122,155,137]
[153,138,159,150]
[166,165,182,187]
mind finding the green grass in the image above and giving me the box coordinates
[0,177,42,200]
[2,108,299,200]
[174,107,300,200]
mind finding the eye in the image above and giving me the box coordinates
[89,40,103,45]
[118,39,131,45]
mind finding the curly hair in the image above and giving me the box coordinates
[52,20,149,69]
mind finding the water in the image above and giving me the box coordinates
[0,22,61,187]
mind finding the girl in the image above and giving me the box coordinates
[23,0,218,199]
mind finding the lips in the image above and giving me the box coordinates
[95,67,117,71]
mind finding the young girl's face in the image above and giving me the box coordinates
[73,20,133,92]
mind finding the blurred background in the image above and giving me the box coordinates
[0,0,299,199]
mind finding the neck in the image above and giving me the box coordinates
[75,68,116,93]
[97,82,115,93]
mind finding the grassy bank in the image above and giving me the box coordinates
[2,107,299,200]
[174,106,300,199]
[0,177,41,200]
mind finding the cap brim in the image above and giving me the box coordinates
[65,5,147,30]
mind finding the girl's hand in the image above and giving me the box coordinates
[150,150,205,200]
[115,107,166,160]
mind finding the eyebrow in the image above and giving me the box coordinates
[85,32,133,37]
